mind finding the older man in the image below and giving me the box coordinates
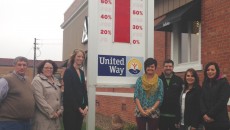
[0,56,35,130]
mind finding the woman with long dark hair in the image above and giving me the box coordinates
[179,68,202,130]
[200,62,230,130]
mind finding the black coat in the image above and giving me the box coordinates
[62,66,88,130]
[181,86,202,128]
[159,72,183,123]
[200,77,230,128]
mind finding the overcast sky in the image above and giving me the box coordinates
[0,0,73,61]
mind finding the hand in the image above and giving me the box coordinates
[145,108,152,116]
[83,106,88,116]
[140,110,148,117]
[190,127,196,130]
[203,114,214,123]
[52,112,59,119]
[79,107,87,117]
[175,123,180,128]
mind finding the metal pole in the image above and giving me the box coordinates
[33,38,36,77]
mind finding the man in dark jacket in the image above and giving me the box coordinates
[159,59,183,130]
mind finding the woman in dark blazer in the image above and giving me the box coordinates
[200,62,230,130]
[63,49,88,130]
[179,68,202,130]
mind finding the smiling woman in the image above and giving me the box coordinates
[201,62,230,130]
[31,60,63,130]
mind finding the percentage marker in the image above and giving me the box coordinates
[100,29,111,35]
[101,14,112,19]
[133,25,143,30]
[133,10,143,15]
[101,0,112,4]
[133,40,140,44]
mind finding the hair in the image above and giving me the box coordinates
[144,58,157,73]
[68,49,85,67]
[13,56,28,65]
[183,68,200,91]
[37,60,58,74]
[203,62,220,80]
[163,59,174,66]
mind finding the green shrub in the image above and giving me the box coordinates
[123,123,137,130]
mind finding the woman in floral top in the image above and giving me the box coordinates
[134,58,164,130]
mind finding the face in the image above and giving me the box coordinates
[146,64,156,76]
[163,63,173,76]
[42,62,53,78]
[15,61,28,76]
[74,51,85,66]
[207,65,217,79]
[186,71,195,86]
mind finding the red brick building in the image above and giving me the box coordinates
[61,0,230,124]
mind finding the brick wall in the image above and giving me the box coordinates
[96,88,136,123]
[201,0,230,80]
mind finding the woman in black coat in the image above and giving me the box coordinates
[63,49,88,130]
[200,62,230,130]
[179,68,202,130]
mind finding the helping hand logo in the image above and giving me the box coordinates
[127,58,142,75]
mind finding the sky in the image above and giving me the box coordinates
[0,0,73,61]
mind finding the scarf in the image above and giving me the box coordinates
[142,74,158,98]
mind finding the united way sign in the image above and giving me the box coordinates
[87,0,154,86]
[98,55,143,77]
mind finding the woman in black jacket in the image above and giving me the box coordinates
[179,68,202,130]
[63,49,88,130]
[200,62,230,130]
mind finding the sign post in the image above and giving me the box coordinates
[87,0,154,129]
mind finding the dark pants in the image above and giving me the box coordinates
[159,116,178,130]
[136,117,158,130]
[63,110,83,130]
[178,125,188,130]
[179,124,204,130]
[204,125,229,130]
[0,121,31,130]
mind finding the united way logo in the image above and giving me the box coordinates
[127,57,143,76]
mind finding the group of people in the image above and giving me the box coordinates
[134,58,230,130]
[0,49,88,130]
[0,52,229,130]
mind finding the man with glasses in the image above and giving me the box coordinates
[0,56,35,130]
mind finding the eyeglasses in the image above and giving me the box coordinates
[43,67,53,70]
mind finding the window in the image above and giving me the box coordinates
[172,20,202,72]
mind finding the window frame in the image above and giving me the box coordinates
[171,21,202,72]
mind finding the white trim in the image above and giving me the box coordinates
[228,98,230,105]
[146,0,154,58]
[96,92,134,98]
[174,63,202,72]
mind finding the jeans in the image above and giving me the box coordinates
[0,121,31,130]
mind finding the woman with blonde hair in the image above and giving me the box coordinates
[63,49,88,130]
